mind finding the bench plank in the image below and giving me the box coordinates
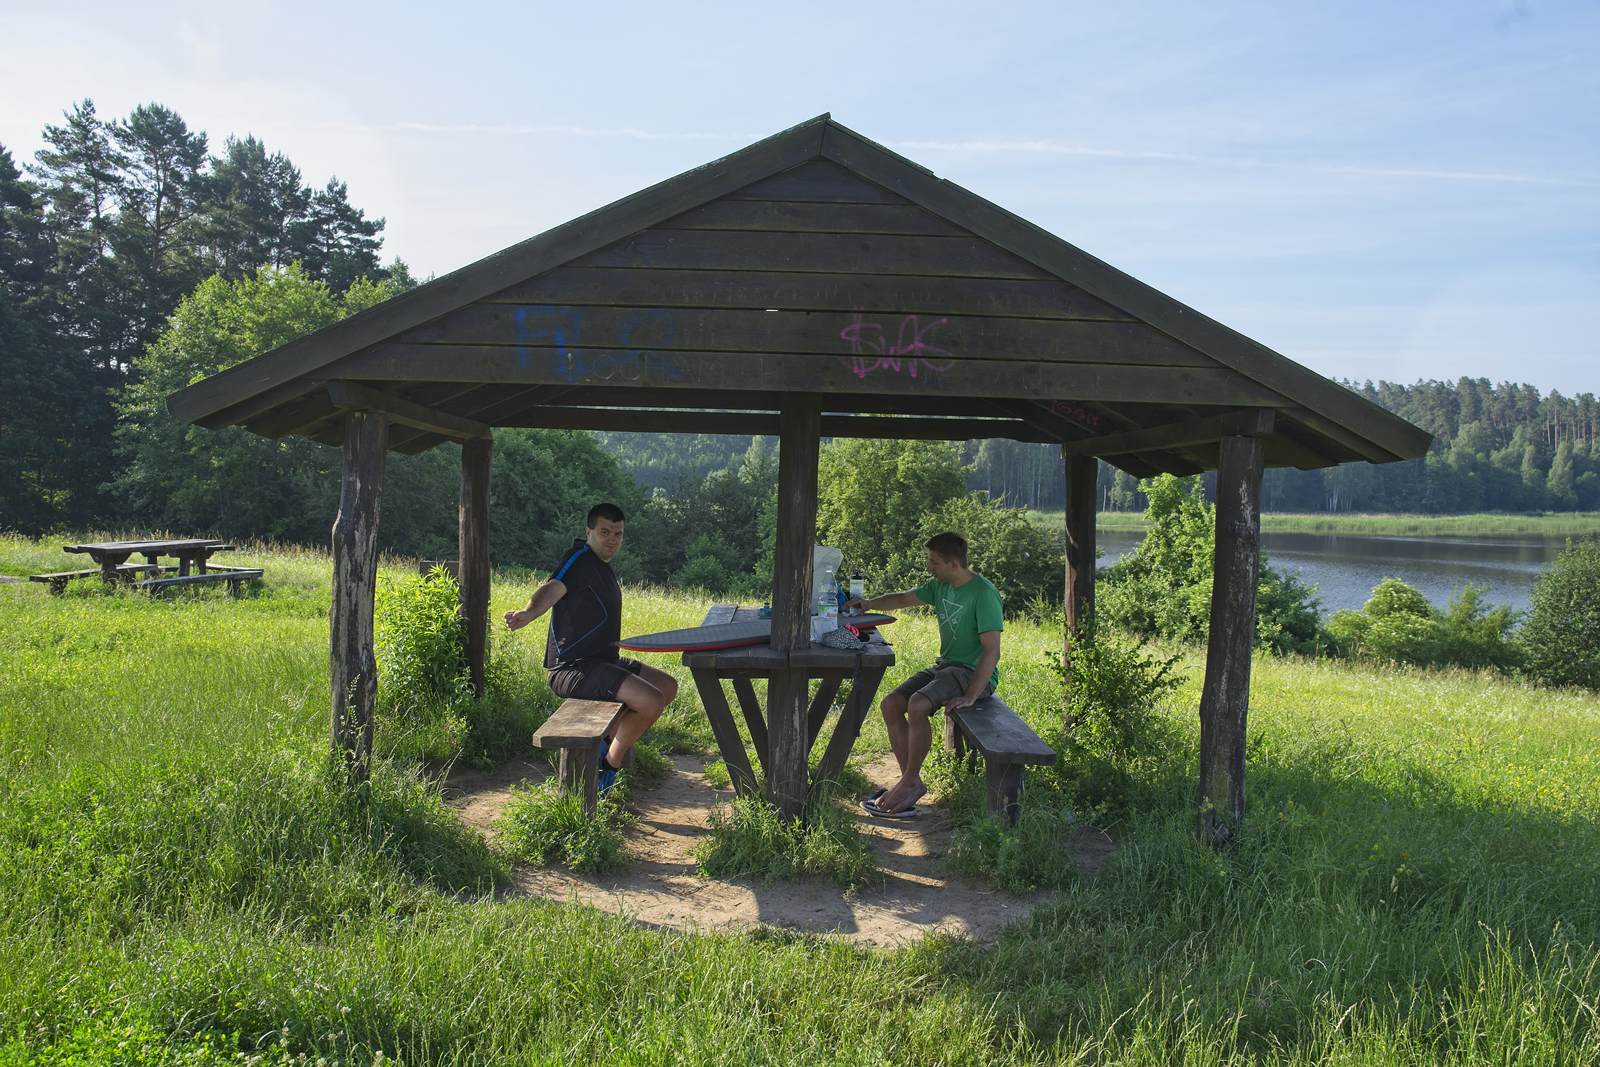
[951,697,1056,764]
[532,699,625,747]
[136,569,263,595]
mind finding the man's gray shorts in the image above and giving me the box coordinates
[888,659,995,712]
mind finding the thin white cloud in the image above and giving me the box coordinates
[327,121,1598,190]
[891,137,1599,189]
[337,121,745,143]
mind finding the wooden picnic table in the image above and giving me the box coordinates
[65,538,235,581]
[682,603,895,801]
[28,538,262,595]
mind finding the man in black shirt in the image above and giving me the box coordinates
[503,502,677,795]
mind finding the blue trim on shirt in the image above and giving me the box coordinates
[553,543,590,582]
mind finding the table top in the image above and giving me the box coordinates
[65,538,225,555]
[682,603,895,671]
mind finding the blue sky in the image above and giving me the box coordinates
[3,1,1595,394]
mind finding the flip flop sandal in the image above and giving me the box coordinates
[868,803,919,820]
[863,786,887,804]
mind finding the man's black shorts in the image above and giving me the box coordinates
[547,657,645,702]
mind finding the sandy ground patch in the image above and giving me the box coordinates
[443,752,1115,949]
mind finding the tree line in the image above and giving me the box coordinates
[1,99,406,534]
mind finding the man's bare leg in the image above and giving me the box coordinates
[607,666,678,767]
[880,691,910,776]
[876,693,934,813]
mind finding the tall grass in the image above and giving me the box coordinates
[2,534,1598,1063]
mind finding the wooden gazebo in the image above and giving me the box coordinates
[168,115,1428,842]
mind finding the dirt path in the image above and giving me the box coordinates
[443,753,1115,949]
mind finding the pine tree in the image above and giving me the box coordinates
[301,177,384,293]
[109,103,209,357]
[30,99,125,368]
[197,135,313,278]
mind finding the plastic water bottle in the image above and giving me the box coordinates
[850,573,864,607]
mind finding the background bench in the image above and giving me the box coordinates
[135,566,264,597]
[943,695,1056,825]
[531,698,627,815]
[29,563,163,593]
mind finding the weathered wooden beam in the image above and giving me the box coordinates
[397,304,1212,369]
[1197,434,1264,847]
[500,407,776,435]
[1063,452,1097,655]
[572,230,1049,279]
[1062,409,1275,458]
[495,405,1056,443]
[769,397,822,821]
[458,436,492,699]
[330,412,388,788]
[487,266,1136,323]
[336,344,1281,408]
[326,381,491,441]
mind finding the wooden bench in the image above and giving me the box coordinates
[29,564,164,593]
[135,567,264,597]
[531,699,627,815]
[943,695,1056,825]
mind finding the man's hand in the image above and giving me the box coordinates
[843,595,865,612]
[503,608,530,631]
[945,694,981,712]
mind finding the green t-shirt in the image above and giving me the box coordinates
[914,573,1004,689]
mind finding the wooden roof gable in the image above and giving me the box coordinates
[168,114,1430,473]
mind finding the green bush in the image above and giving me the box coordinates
[1518,536,1600,690]
[373,567,470,764]
[1098,474,1326,653]
[1047,623,1184,816]
[1329,578,1520,673]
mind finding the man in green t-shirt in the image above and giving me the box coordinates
[845,531,1003,818]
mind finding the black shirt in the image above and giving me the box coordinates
[544,539,622,668]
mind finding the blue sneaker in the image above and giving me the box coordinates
[597,762,620,798]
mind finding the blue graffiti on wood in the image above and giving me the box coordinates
[514,306,684,384]
[838,312,956,381]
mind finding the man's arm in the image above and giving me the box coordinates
[503,579,566,631]
[946,629,1001,711]
[847,589,922,612]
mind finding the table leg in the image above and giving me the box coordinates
[691,669,758,796]
[767,668,810,819]
[178,555,191,577]
[728,676,769,776]
[101,552,133,584]
[812,666,887,791]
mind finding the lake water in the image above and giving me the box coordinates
[1095,530,1568,615]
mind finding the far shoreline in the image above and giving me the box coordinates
[1027,511,1600,538]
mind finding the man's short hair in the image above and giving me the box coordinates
[925,531,968,566]
[587,502,626,528]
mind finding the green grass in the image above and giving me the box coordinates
[3,533,1599,1063]
[1029,510,1600,538]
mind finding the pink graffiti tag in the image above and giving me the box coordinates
[839,313,956,380]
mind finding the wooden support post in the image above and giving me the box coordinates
[559,746,600,817]
[330,412,389,788]
[459,435,492,698]
[1063,451,1097,659]
[768,398,821,821]
[1197,434,1264,846]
